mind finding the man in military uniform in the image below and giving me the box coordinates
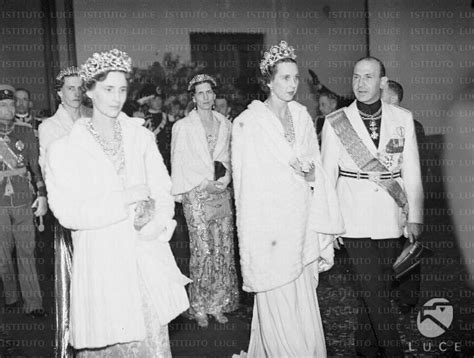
[14,88,38,131]
[321,58,423,357]
[138,84,176,173]
[0,84,48,317]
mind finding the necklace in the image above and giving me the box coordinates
[200,114,219,154]
[264,102,295,145]
[284,108,296,145]
[87,119,125,175]
[359,108,382,140]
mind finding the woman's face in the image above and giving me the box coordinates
[59,76,82,109]
[87,71,128,119]
[269,61,299,102]
[193,82,215,111]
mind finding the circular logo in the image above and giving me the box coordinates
[417,298,453,338]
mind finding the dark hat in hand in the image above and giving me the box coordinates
[393,241,433,279]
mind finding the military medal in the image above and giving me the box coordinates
[369,121,379,140]
[396,126,405,138]
[359,107,382,141]
[15,140,24,151]
[15,140,25,167]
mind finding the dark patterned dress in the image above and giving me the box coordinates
[181,131,239,316]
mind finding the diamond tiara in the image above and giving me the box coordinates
[80,49,132,83]
[188,74,217,91]
[56,66,80,81]
[259,41,297,76]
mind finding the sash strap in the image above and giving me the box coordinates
[0,137,21,170]
[327,110,408,212]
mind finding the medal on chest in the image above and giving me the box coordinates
[15,140,25,167]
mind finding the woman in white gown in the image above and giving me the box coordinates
[45,49,190,357]
[232,41,344,357]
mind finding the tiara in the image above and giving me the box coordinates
[259,41,296,76]
[188,74,217,91]
[80,49,132,83]
[56,66,80,81]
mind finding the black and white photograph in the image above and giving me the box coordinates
[0,0,473,357]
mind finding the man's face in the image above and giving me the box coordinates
[14,90,31,115]
[0,99,16,122]
[381,88,400,106]
[319,95,337,116]
[215,98,230,117]
[149,95,163,111]
[352,59,387,104]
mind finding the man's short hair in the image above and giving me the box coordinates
[386,80,404,103]
[319,91,338,103]
[354,56,386,77]
[15,88,31,99]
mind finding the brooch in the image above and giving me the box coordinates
[396,126,405,138]
[15,140,25,151]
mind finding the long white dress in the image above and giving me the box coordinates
[45,114,190,355]
[232,100,344,357]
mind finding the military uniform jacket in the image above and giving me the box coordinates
[0,124,44,207]
[321,100,423,239]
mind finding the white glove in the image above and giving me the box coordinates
[32,196,48,217]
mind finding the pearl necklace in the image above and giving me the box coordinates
[87,119,125,175]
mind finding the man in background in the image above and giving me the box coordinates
[139,84,176,173]
[0,84,48,318]
[315,92,339,142]
[215,94,233,121]
[382,80,425,146]
[14,88,38,134]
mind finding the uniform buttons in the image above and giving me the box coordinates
[375,188,379,192]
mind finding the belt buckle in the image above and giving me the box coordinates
[368,172,380,182]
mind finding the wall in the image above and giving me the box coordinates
[0,0,78,115]
[73,0,368,115]
[368,0,473,133]
[0,0,49,110]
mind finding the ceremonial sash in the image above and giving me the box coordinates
[0,138,26,196]
[0,137,20,170]
[327,110,408,215]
